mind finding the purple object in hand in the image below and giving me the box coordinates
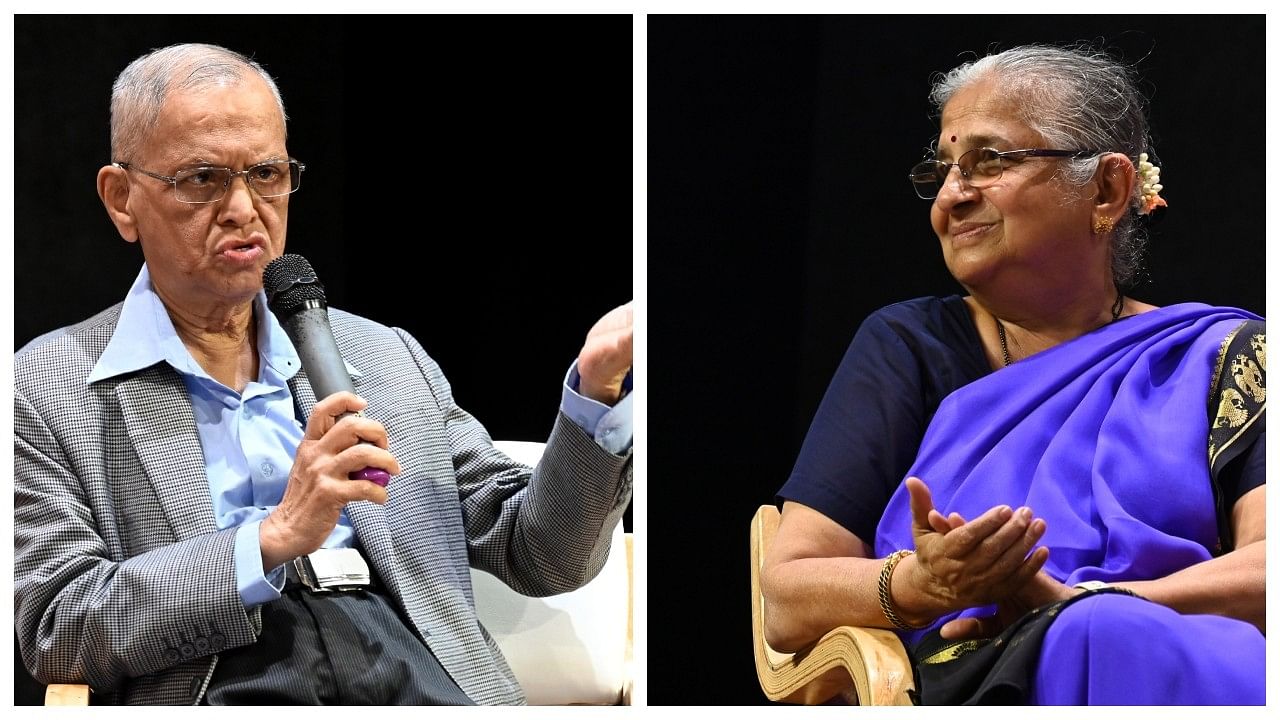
[350,467,391,487]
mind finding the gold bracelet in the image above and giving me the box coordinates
[877,549,928,630]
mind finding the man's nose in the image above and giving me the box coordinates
[218,173,257,219]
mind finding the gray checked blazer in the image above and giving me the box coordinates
[14,303,633,705]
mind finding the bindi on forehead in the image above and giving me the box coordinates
[944,131,1016,150]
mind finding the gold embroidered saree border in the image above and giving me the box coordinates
[1207,321,1266,470]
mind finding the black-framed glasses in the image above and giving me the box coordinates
[113,159,306,204]
[908,147,1098,200]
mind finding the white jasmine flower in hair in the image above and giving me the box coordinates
[1137,152,1167,215]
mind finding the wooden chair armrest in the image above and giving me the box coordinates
[755,624,914,705]
[750,505,915,705]
[45,684,90,705]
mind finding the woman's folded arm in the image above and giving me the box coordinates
[1117,485,1265,632]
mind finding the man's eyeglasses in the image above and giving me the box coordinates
[908,147,1098,200]
[113,159,306,204]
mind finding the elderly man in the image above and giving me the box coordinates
[14,43,633,705]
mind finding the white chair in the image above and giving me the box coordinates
[478,440,633,705]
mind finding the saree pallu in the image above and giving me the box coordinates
[873,304,1265,705]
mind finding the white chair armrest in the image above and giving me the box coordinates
[473,440,631,705]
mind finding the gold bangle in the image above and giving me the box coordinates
[877,549,927,630]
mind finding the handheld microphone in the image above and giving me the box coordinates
[263,254,391,487]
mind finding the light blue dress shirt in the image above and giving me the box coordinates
[86,265,633,608]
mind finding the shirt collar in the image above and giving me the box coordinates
[87,264,362,386]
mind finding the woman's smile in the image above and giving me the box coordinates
[948,221,997,246]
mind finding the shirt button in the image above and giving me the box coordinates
[163,648,180,663]
[179,643,196,658]
[210,634,227,651]
[260,462,274,476]
[194,637,209,652]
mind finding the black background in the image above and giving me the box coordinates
[13,14,632,705]
[648,15,1263,704]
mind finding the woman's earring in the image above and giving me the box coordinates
[1093,215,1114,234]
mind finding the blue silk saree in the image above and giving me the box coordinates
[874,304,1265,704]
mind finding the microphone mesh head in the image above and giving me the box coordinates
[264,253,327,315]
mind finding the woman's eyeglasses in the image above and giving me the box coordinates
[908,147,1098,200]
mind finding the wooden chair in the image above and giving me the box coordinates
[750,504,915,705]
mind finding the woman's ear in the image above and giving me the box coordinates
[97,164,140,243]
[1094,153,1136,222]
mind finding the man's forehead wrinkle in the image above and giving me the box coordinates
[148,109,286,169]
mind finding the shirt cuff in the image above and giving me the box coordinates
[562,361,633,455]
[235,520,285,609]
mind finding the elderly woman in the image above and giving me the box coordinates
[760,45,1264,705]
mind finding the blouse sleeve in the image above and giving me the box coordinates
[1230,430,1266,500]
[777,311,931,546]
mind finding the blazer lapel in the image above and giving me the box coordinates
[116,366,217,541]
[288,370,399,592]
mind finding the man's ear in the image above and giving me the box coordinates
[1093,153,1135,223]
[97,164,140,243]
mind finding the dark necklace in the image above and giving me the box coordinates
[996,321,1014,367]
[996,294,1125,367]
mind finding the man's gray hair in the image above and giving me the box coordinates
[110,43,287,164]
[930,44,1153,291]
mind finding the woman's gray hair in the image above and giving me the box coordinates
[110,43,287,164]
[930,44,1153,291]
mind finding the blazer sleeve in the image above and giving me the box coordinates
[14,386,259,691]
[392,327,633,597]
